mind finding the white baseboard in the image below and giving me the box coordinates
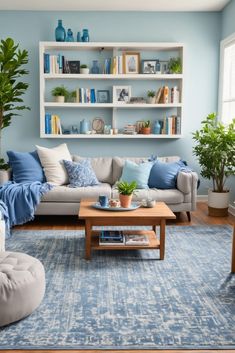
[197,195,235,216]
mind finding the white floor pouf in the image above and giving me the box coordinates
[0,251,45,327]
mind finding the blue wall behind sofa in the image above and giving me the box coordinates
[0,10,221,195]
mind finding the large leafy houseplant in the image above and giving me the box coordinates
[192,113,235,215]
[0,38,30,169]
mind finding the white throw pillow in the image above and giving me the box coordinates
[36,144,72,185]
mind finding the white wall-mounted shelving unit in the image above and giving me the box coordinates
[39,41,184,139]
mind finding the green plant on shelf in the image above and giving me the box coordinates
[51,86,69,97]
[147,90,155,98]
[80,64,88,69]
[116,180,137,195]
[144,120,151,128]
[168,57,182,74]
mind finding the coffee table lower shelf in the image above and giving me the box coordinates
[91,230,160,250]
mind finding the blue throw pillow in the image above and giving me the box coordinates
[63,159,99,187]
[7,150,45,183]
[120,160,153,189]
[148,160,189,189]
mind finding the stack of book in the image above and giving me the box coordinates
[76,88,97,103]
[44,54,78,74]
[99,231,125,245]
[45,114,62,134]
[155,86,180,104]
[123,124,136,135]
[99,231,149,246]
[159,116,181,135]
[103,56,123,74]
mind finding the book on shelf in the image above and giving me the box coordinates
[158,116,181,135]
[125,234,149,246]
[103,56,123,74]
[45,114,62,135]
[75,88,97,103]
[99,230,125,246]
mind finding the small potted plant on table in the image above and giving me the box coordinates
[80,64,89,74]
[51,86,69,103]
[147,90,155,104]
[141,120,151,134]
[116,180,137,208]
[193,113,235,216]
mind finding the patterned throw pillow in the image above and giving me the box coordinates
[63,159,99,188]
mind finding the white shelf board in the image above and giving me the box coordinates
[40,134,183,139]
[44,102,182,108]
[44,73,183,80]
[41,41,184,51]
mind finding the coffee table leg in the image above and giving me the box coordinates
[160,219,166,260]
[85,220,92,260]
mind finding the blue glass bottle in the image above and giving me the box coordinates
[91,60,99,74]
[55,20,66,42]
[153,120,161,134]
[66,29,74,42]
[77,31,81,42]
[81,29,90,42]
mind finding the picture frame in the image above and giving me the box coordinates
[68,60,80,74]
[123,52,140,74]
[97,90,110,103]
[160,60,169,74]
[142,60,157,74]
[113,86,132,104]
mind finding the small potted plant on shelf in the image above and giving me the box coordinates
[141,120,151,134]
[116,180,137,208]
[69,90,77,103]
[192,113,235,216]
[147,90,155,104]
[80,64,89,74]
[168,57,182,74]
[51,86,69,103]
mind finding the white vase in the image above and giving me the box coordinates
[208,189,230,217]
[80,68,90,74]
[147,97,155,104]
[55,96,65,103]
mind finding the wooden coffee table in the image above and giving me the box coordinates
[79,200,176,260]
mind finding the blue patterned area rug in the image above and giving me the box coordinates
[1,225,235,350]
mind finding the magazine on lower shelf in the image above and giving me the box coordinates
[125,234,149,246]
[99,230,125,245]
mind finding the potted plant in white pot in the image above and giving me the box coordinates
[51,86,69,103]
[193,113,235,216]
[116,180,137,208]
[147,90,155,104]
[80,64,89,74]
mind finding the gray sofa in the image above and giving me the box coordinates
[0,155,198,220]
[36,155,198,220]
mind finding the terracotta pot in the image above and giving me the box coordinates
[141,127,151,134]
[208,189,230,217]
[119,194,133,208]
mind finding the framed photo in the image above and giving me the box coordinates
[68,61,80,74]
[113,86,131,104]
[142,60,157,74]
[97,90,110,103]
[123,52,140,74]
[160,61,169,74]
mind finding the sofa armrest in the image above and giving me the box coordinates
[177,171,198,211]
[0,169,11,186]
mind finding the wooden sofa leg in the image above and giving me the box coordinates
[186,211,191,222]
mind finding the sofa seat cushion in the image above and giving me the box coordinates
[41,183,111,203]
[112,187,184,205]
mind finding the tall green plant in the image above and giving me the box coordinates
[0,37,30,169]
[192,113,235,192]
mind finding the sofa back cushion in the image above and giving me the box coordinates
[73,156,113,184]
[148,160,187,189]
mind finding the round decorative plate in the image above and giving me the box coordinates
[92,202,141,211]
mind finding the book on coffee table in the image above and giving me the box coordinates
[99,230,125,246]
[125,234,149,246]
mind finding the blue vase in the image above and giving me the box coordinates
[66,29,74,42]
[77,31,81,42]
[91,60,99,74]
[55,20,66,42]
[81,29,89,42]
[153,120,161,134]
[80,119,89,134]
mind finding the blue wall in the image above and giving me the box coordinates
[222,0,235,39]
[0,11,221,195]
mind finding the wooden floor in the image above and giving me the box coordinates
[6,203,235,353]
